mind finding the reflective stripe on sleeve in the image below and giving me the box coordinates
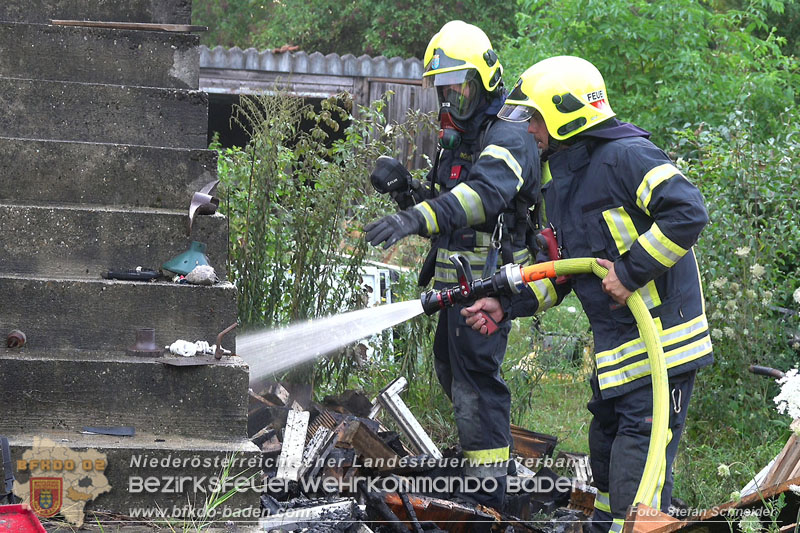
[479,144,523,191]
[638,280,662,310]
[636,163,682,215]
[602,207,639,255]
[529,279,558,313]
[638,223,687,268]
[601,206,661,308]
[413,202,439,235]
[609,518,625,533]
[451,183,486,225]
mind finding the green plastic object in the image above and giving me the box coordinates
[162,241,210,276]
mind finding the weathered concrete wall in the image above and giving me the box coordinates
[0,22,200,89]
[0,0,193,24]
[0,277,237,352]
[0,355,249,438]
[0,205,228,278]
[0,0,262,517]
[0,78,209,149]
[0,137,218,209]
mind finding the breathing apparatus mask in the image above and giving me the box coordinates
[432,71,484,150]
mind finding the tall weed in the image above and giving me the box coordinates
[215,90,436,385]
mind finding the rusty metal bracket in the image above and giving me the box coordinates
[6,330,26,348]
[188,179,220,235]
[215,322,237,359]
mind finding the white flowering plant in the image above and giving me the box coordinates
[774,369,800,421]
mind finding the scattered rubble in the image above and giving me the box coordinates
[245,381,800,532]
[247,380,594,532]
[185,264,219,285]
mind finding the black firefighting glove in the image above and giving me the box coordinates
[364,209,426,249]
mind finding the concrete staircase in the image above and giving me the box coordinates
[0,0,259,518]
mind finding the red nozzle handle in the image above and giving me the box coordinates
[540,228,560,262]
[538,228,569,284]
[479,311,499,335]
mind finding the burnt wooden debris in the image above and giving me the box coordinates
[247,381,800,532]
[247,380,583,532]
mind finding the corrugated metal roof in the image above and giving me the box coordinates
[199,45,424,80]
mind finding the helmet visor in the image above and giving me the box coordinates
[422,48,469,88]
[498,104,535,123]
[437,74,482,121]
[423,67,473,89]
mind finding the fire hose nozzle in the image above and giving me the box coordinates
[419,256,529,316]
[420,289,445,315]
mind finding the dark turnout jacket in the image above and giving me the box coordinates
[512,123,713,398]
[413,116,540,288]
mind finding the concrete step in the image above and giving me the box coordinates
[0,77,208,149]
[0,202,228,279]
[0,22,199,89]
[0,137,218,209]
[0,275,237,352]
[0,0,193,24]
[0,350,250,439]
[5,430,261,519]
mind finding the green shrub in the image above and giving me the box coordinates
[501,0,799,143]
[671,108,800,507]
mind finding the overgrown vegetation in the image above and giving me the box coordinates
[673,109,800,507]
[193,0,516,58]
[209,0,799,511]
[215,91,437,388]
[502,0,799,142]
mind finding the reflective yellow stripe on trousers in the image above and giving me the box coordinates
[462,446,510,464]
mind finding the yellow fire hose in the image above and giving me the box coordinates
[521,258,669,509]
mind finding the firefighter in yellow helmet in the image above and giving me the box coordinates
[464,56,712,530]
[364,21,541,509]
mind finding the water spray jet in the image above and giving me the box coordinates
[238,254,669,509]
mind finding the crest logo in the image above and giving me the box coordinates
[431,54,440,69]
[30,477,63,518]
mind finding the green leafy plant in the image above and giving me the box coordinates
[215,90,436,386]
[501,0,799,142]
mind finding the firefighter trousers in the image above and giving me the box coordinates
[587,370,696,533]
[433,304,513,508]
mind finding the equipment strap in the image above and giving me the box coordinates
[482,214,503,277]
[482,245,499,278]
[1,435,15,504]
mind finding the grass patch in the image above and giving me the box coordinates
[513,372,592,455]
